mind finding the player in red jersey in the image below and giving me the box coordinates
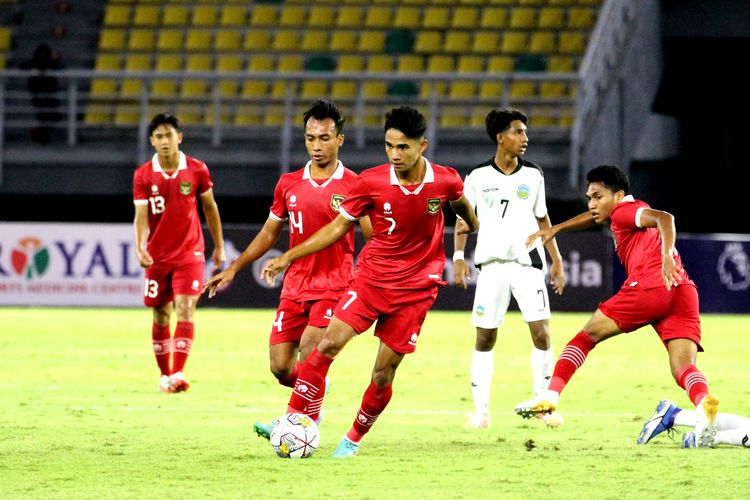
[133,113,225,393]
[261,106,480,457]
[203,100,371,435]
[518,165,719,447]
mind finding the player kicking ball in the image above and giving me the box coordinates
[517,165,719,448]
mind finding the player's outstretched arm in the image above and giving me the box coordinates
[204,217,284,298]
[526,211,597,248]
[537,214,565,295]
[453,218,471,289]
[638,208,682,290]
[261,214,355,285]
[133,203,153,268]
[199,189,226,273]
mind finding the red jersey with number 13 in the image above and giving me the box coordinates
[609,196,692,289]
[270,161,359,301]
[339,160,464,290]
[133,152,213,266]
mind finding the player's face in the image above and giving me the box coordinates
[586,182,624,223]
[149,124,182,159]
[384,128,427,172]
[304,117,343,169]
[498,120,528,156]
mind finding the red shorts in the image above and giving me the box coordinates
[333,278,439,354]
[269,298,338,345]
[599,283,702,350]
[143,261,205,308]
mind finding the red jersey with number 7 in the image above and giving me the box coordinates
[133,152,213,266]
[339,160,464,290]
[269,161,359,302]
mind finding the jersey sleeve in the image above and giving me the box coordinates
[197,162,214,195]
[269,176,288,221]
[532,175,548,219]
[133,168,149,203]
[446,167,464,202]
[610,202,640,229]
[339,176,370,220]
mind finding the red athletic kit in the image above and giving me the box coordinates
[335,160,464,353]
[133,152,212,305]
[268,161,359,343]
[599,196,701,346]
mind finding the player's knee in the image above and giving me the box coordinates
[371,369,395,387]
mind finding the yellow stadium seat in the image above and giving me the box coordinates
[114,105,140,126]
[127,29,154,51]
[470,109,488,128]
[480,7,508,29]
[396,55,423,73]
[243,31,271,52]
[518,0,545,5]
[220,5,246,26]
[121,54,151,97]
[94,54,121,71]
[331,81,358,99]
[277,55,304,72]
[90,79,117,96]
[301,81,329,99]
[358,31,385,53]
[487,55,514,72]
[247,55,274,72]
[540,81,567,98]
[152,55,182,97]
[300,31,329,52]
[98,29,125,51]
[568,7,595,29]
[336,6,363,28]
[479,81,505,100]
[529,32,556,54]
[440,105,470,127]
[414,31,442,53]
[176,104,203,125]
[192,5,217,27]
[309,6,335,27]
[501,32,529,54]
[156,29,183,51]
[559,32,586,54]
[487,0,515,5]
[279,5,306,27]
[423,7,449,29]
[162,5,189,27]
[578,0,603,5]
[185,30,212,52]
[393,7,420,29]
[338,55,364,72]
[367,55,392,72]
[548,0,575,5]
[103,5,130,26]
[548,56,576,72]
[365,7,391,29]
[204,106,233,127]
[448,81,477,101]
[250,5,277,27]
[273,30,299,51]
[216,54,243,97]
[472,31,500,54]
[427,55,454,72]
[240,80,269,98]
[133,5,159,26]
[330,31,358,52]
[511,81,536,98]
[234,105,263,126]
[214,31,241,51]
[443,32,471,53]
[451,7,478,29]
[182,55,212,98]
[509,7,537,29]
[84,105,113,125]
[363,81,387,99]
[457,55,484,73]
[264,105,287,127]
[538,7,565,29]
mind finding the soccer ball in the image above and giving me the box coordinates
[270,413,320,458]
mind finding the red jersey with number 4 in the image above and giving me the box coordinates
[270,161,359,301]
[609,196,692,289]
[339,160,464,290]
[133,152,213,266]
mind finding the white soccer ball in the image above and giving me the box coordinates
[270,413,320,458]
[544,411,564,428]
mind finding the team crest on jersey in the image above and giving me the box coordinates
[427,198,441,215]
[517,184,530,200]
[330,194,345,213]
[180,182,192,195]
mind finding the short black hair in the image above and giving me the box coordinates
[586,165,630,194]
[303,99,345,134]
[384,106,426,139]
[485,108,528,143]
[148,113,181,136]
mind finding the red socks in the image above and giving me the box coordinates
[346,382,393,443]
[171,321,194,374]
[287,348,333,422]
[675,364,709,406]
[151,323,171,376]
[278,361,301,388]
[548,331,597,394]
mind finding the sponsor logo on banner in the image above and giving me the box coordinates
[717,242,750,291]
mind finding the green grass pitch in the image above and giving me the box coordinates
[1,307,748,499]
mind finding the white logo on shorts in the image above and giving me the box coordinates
[408,333,418,346]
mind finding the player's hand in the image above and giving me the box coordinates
[261,255,290,286]
[549,260,565,295]
[526,227,555,248]
[661,252,682,291]
[203,267,236,299]
[453,258,470,290]
[210,246,226,274]
[455,219,472,235]
[137,249,154,268]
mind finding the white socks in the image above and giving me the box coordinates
[532,346,554,397]
[470,350,494,417]
[673,409,750,430]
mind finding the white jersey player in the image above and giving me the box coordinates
[453,109,565,428]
